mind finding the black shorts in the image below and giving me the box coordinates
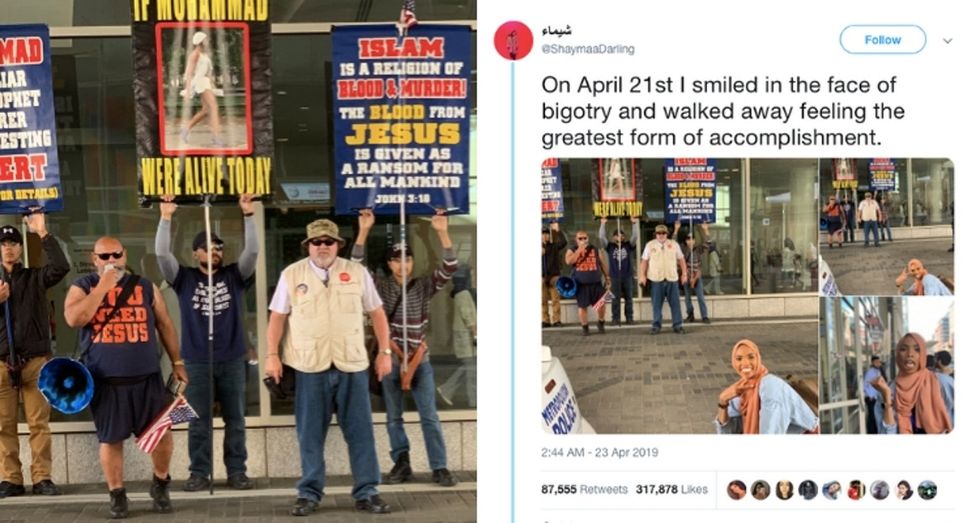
[90,373,169,444]
[575,282,605,309]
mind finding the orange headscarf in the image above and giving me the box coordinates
[721,339,769,434]
[893,333,952,434]
[908,259,927,296]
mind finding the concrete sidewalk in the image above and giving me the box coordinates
[543,319,817,434]
[821,237,954,296]
[0,474,476,522]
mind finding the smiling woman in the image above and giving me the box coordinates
[715,339,819,434]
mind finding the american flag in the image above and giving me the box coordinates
[591,290,613,312]
[399,0,418,29]
[136,396,198,454]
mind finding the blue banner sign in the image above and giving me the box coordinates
[664,158,716,223]
[332,25,471,215]
[868,158,896,192]
[0,24,62,214]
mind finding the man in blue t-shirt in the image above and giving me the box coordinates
[598,216,639,326]
[155,194,259,492]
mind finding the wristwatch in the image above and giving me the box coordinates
[383,348,392,355]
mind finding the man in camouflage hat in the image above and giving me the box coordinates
[265,218,394,516]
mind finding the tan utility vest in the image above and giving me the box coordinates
[644,239,680,282]
[280,257,368,373]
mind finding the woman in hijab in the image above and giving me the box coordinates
[715,339,819,434]
[872,332,953,434]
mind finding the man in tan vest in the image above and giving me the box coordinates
[638,224,688,334]
[265,219,393,517]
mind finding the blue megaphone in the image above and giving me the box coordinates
[38,358,94,415]
[555,276,577,299]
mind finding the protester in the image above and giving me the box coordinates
[638,224,687,335]
[0,214,70,498]
[541,223,566,327]
[857,191,882,248]
[823,194,844,248]
[352,210,459,488]
[681,224,710,324]
[155,194,258,491]
[598,217,639,326]
[265,219,392,516]
[565,231,610,336]
[64,237,186,518]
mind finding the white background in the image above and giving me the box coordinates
[477,1,979,521]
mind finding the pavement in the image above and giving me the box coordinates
[820,237,954,296]
[542,319,817,434]
[0,474,475,522]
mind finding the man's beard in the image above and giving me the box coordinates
[311,252,336,269]
[199,258,224,270]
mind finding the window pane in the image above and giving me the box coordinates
[749,159,817,294]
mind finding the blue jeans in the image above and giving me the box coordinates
[684,278,709,320]
[862,220,880,246]
[880,220,893,241]
[609,276,634,322]
[185,360,247,478]
[650,280,682,330]
[295,368,380,502]
[381,360,447,470]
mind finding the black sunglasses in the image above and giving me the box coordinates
[198,244,224,251]
[576,236,588,240]
[94,251,124,260]
[309,238,337,247]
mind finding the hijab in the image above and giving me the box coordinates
[893,333,952,434]
[721,339,769,434]
[908,259,927,296]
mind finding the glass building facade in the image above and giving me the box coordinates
[552,158,819,296]
[5,1,478,430]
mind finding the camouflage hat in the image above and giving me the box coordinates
[302,219,346,247]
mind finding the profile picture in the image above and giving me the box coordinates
[896,480,913,500]
[822,481,841,500]
[798,480,818,500]
[848,479,865,500]
[493,21,532,61]
[157,23,253,155]
[727,480,747,500]
[776,480,794,500]
[871,480,890,500]
[751,480,770,500]
[918,480,937,500]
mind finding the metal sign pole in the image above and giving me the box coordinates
[203,196,215,495]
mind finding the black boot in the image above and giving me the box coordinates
[149,474,173,513]
[109,488,128,519]
[581,324,590,336]
[384,452,413,484]
[597,321,605,334]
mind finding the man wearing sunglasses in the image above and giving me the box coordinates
[0,213,70,499]
[266,218,393,517]
[638,223,688,334]
[64,236,186,518]
[154,194,258,492]
[351,209,460,489]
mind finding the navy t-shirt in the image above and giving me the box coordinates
[75,274,160,379]
[171,264,253,363]
[569,246,603,284]
[605,242,635,279]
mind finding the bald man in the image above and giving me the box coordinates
[895,259,952,296]
[64,237,187,518]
